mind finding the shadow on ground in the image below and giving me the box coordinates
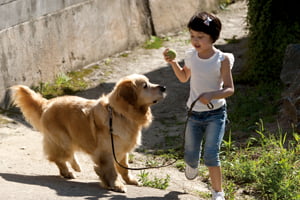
[0,173,187,200]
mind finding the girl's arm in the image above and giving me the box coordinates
[170,63,191,83]
[198,55,234,104]
[163,48,191,83]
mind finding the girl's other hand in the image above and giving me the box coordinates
[198,92,213,105]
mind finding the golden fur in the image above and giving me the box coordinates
[10,74,166,192]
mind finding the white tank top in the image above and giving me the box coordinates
[184,47,234,112]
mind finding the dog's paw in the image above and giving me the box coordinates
[61,171,76,179]
[71,162,81,172]
[109,185,127,193]
[111,182,127,193]
[72,164,81,172]
[99,181,127,193]
[125,178,139,186]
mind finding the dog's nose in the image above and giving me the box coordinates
[159,86,166,92]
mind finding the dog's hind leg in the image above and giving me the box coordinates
[70,154,81,172]
[43,137,76,179]
[54,160,76,179]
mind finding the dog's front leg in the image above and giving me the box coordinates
[116,153,139,185]
[93,153,126,193]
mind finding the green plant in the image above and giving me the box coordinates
[32,65,98,98]
[145,159,159,167]
[223,180,238,200]
[55,73,71,86]
[222,120,300,199]
[143,36,164,49]
[195,191,211,199]
[219,0,235,10]
[222,130,236,155]
[175,160,185,172]
[138,171,170,190]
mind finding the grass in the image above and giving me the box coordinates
[138,170,170,190]
[32,65,101,98]
[211,80,299,199]
[221,121,300,200]
[143,36,164,49]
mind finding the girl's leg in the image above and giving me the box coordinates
[208,166,222,192]
[184,115,204,168]
[203,107,227,192]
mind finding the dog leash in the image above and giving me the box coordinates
[188,96,214,116]
[108,105,178,170]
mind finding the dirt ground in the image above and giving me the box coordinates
[0,1,248,199]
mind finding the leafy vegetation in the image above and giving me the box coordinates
[243,0,300,83]
[219,0,236,10]
[138,170,170,190]
[143,36,165,49]
[32,65,100,98]
[221,120,300,200]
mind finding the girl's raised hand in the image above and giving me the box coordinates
[163,48,176,63]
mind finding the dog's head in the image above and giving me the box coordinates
[109,74,166,112]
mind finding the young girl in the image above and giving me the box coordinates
[163,12,234,200]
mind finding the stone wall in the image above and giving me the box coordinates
[0,0,218,100]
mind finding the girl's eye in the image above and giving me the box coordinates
[191,36,201,40]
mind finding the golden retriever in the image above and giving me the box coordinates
[10,74,166,192]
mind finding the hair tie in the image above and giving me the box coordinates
[203,16,212,26]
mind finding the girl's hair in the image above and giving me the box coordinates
[187,12,222,43]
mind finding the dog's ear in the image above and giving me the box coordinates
[117,80,137,105]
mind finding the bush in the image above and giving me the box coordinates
[242,0,300,83]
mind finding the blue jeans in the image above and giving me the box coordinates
[184,105,227,168]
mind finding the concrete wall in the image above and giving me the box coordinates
[0,0,218,100]
[0,0,86,30]
[150,0,218,35]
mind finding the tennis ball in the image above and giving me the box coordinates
[166,49,177,60]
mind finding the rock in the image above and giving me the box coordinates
[280,44,300,132]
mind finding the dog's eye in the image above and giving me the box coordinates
[143,83,148,89]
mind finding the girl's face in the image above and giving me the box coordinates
[189,29,213,53]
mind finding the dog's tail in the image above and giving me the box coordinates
[10,85,47,131]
